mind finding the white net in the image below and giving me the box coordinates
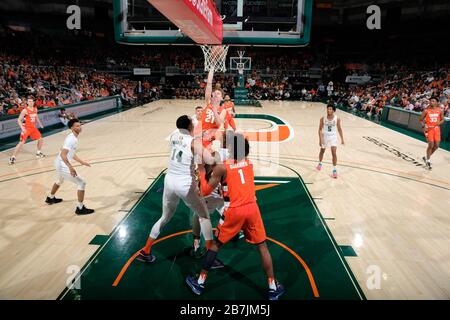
[200,45,230,73]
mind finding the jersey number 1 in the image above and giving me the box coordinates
[238,169,245,184]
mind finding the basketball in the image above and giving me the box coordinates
[1,0,449,307]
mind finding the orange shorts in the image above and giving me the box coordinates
[216,202,266,245]
[424,126,441,143]
[20,127,41,142]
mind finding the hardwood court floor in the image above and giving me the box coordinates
[0,100,449,299]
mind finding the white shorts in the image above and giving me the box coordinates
[163,174,209,219]
[321,135,338,149]
[54,159,86,190]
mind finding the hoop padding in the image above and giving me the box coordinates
[201,45,230,73]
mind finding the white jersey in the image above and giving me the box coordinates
[323,115,337,138]
[55,132,78,170]
[167,129,194,178]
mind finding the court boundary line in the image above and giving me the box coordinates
[57,170,166,300]
[254,157,366,300]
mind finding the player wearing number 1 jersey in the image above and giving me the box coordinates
[420,96,444,170]
[186,132,285,300]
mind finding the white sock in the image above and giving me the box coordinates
[319,162,323,165]
[49,194,55,199]
[77,202,84,209]
[197,273,207,285]
[193,238,200,251]
[268,278,277,290]
[199,218,213,241]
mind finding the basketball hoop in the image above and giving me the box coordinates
[200,45,230,73]
[230,50,251,75]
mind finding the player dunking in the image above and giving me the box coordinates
[9,97,45,164]
[186,133,285,300]
[316,103,345,178]
[420,96,444,170]
[137,115,219,264]
[200,68,234,151]
[45,118,94,215]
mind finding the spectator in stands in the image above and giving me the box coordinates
[58,108,75,126]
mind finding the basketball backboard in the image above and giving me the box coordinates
[113,0,312,47]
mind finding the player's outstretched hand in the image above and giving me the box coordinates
[83,161,91,167]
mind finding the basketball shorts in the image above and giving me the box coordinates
[54,159,86,190]
[163,174,210,220]
[20,127,41,142]
[321,134,337,149]
[216,202,266,245]
[424,126,441,143]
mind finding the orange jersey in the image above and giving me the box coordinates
[225,159,256,207]
[201,104,220,131]
[424,108,442,128]
[24,106,38,129]
[223,101,235,114]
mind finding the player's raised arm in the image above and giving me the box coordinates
[205,68,214,105]
[337,117,345,145]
